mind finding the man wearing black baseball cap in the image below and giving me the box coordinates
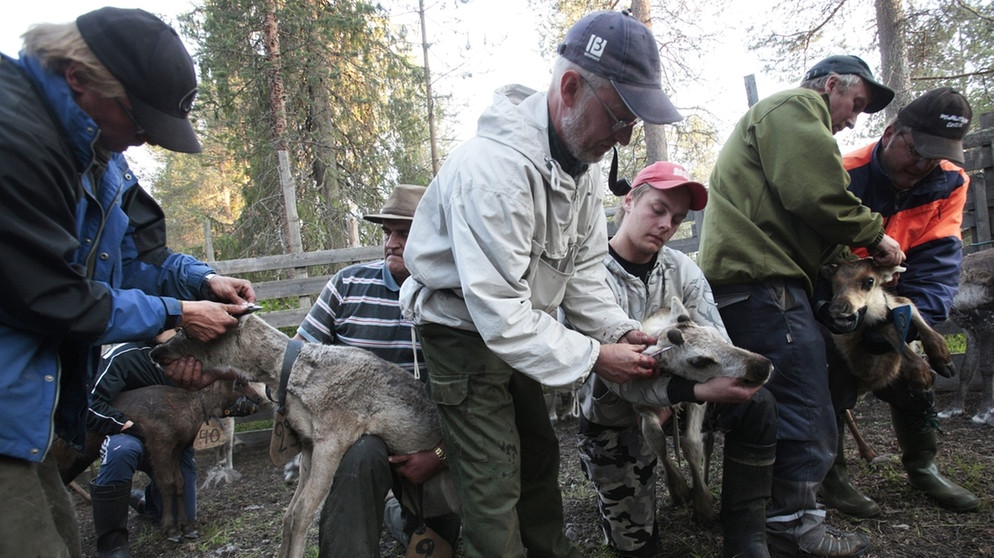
[699,55,902,557]
[823,88,977,518]
[0,8,255,558]
[400,10,678,557]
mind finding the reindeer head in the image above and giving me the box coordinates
[641,297,772,386]
[821,258,906,330]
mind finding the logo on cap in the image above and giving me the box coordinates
[940,113,969,129]
[179,89,198,115]
[584,35,607,62]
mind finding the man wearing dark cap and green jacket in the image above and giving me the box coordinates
[0,8,256,557]
[699,54,903,557]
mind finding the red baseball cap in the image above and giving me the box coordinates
[632,162,707,211]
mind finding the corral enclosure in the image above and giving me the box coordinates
[70,118,994,558]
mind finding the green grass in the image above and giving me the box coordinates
[235,419,273,433]
[945,332,966,353]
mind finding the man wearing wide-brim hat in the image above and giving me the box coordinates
[294,184,460,557]
[823,88,978,518]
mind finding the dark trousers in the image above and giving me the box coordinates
[713,280,836,521]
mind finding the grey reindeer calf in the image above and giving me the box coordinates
[151,313,458,558]
[616,297,773,520]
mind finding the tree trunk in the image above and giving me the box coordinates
[263,1,304,258]
[419,0,440,175]
[629,0,668,162]
[875,0,912,119]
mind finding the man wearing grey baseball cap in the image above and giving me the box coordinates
[0,8,256,558]
[823,88,977,519]
[400,10,678,557]
[699,54,902,557]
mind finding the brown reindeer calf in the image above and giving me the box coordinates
[110,374,264,541]
[822,258,954,395]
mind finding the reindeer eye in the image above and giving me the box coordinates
[688,356,715,369]
[861,278,875,291]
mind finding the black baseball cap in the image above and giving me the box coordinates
[802,54,895,114]
[557,10,682,125]
[897,87,972,165]
[77,7,201,153]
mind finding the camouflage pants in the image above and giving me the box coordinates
[577,424,658,553]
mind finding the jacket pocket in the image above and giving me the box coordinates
[428,374,468,407]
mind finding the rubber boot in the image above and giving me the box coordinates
[819,416,880,518]
[891,405,979,512]
[721,441,775,558]
[90,481,133,558]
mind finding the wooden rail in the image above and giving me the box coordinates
[209,246,381,329]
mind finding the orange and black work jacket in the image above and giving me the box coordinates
[843,141,969,325]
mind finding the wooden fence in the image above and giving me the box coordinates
[209,112,994,334]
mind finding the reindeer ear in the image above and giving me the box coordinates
[821,264,838,279]
[666,328,685,346]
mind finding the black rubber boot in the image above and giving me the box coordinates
[891,405,979,512]
[90,481,133,558]
[819,416,880,518]
[721,441,776,558]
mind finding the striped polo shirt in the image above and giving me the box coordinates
[296,260,423,376]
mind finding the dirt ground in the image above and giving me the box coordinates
[71,387,994,558]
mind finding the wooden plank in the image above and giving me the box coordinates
[974,169,992,246]
[252,276,333,300]
[258,308,309,330]
[210,246,381,275]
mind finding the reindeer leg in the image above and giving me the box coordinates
[974,341,994,425]
[280,441,343,558]
[908,305,954,381]
[640,408,692,506]
[940,330,977,418]
[155,462,180,542]
[681,404,715,521]
[844,409,878,463]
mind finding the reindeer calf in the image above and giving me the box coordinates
[940,249,994,424]
[150,314,459,558]
[821,259,954,394]
[109,373,263,542]
[620,298,773,520]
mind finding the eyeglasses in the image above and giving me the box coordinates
[116,98,146,137]
[580,75,639,133]
[896,132,935,165]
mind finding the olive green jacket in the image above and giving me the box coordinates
[698,87,884,295]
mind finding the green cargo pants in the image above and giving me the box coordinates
[417,323,582,558]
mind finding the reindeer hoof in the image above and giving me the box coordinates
[167,532,182,543]
[971,408,994,425]
[183,529,199,540]
[937,408,964,419]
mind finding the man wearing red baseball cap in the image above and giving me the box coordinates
[578,161,778,557]
[0,8,255,557]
